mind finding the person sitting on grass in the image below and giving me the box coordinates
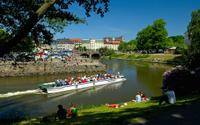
[140,91,149,102]
[55,105,67,120]
[105,102,128,108]
[132,92,142,102]
[105,103,120,108]
[159,87,176,105]
[67,104,78,118]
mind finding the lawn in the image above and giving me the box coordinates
[110,53,184,64]
[16,95,200,125]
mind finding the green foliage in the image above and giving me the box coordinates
[166,35,188,54]
[0,29,35,52]
[0,29,9,48]
[0,0,109,55]
[163,66,200,96]
[76,46,87,51]
[186,9,200,69]
[13,37,35,52]
[99,47,115,56]
[118,40,136,52]
[136,19,168,52]
[0,29,9,42]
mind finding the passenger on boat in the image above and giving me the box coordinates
[81,79,87,83]
[55,105,67,120]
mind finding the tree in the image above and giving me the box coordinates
[99,47,115,56]
[118,40,136,52]
[76,45,87,51]
[0,29,9,42]
[0,0,109,55]
[166,35,188,54]
[136,19,168,52]
[186,9,200,69]
[0,29,35,52]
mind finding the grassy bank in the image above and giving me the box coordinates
[15,95,200,125]
[109,53,184,64]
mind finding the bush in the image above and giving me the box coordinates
[162,66,200,96]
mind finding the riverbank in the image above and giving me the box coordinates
[0,58,106,77]
[15,95,200,125]
[108,53,184,64]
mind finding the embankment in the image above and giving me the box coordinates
[110,53,184,64]
[0,59,106,77]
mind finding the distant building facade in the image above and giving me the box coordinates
[54,38,81,50]
[53,36,123,51]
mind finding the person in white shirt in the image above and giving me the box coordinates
[159,88,176,105]
[132,92,142,102]
[165,90,176,104]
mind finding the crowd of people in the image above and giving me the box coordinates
[55,73,121,87]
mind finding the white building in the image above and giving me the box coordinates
[81,39,119,50]
[53,37,122,51]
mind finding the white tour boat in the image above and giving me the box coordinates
[39,74,126,94]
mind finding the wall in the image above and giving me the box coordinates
[0,60,106,77]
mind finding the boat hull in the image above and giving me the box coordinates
[40,78,126,94]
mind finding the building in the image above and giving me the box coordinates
[164,47,177,54]
[81,39,105,50]
[53,36,123,51]
[104,36,123,44]
[54,38,81,51]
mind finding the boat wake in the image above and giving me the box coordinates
[0,89,41,98]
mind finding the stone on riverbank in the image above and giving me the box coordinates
[0,59,106,77]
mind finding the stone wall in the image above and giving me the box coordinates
[0,60,106,77]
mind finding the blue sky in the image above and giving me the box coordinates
[54,0,200,41]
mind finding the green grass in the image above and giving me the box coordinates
[110,53,184,64]
[15,95,200,125]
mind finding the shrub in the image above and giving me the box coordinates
[162,66,199,96]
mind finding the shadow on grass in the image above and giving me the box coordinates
[73,95,200,125]
[166,55,185,64]
[3,95,200,125]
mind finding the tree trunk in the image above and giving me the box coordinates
[0,0,57,56]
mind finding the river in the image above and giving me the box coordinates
[0,59,173,120]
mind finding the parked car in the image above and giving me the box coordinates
[50,54,63,60]
[15,53,35,62]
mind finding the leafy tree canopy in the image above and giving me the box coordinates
[0,0,109,55]
[0,29,35,52]
[136,19,168,52]
[99,47,115,56]
[0,29,9,42]
[186,9,200,69]
[187,9,200,53]
[166,35,188,54]
[118,40,136,52]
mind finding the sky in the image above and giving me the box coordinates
[54,0,200,41]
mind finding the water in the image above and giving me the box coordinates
[0,59,173,119]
